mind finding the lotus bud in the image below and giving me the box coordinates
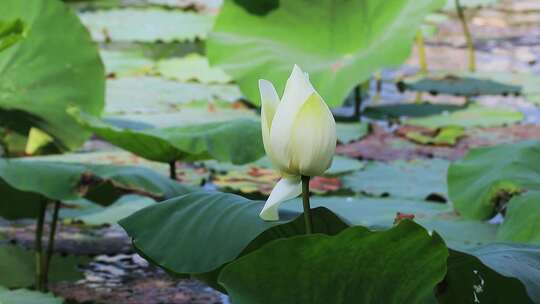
[258,65,336,221]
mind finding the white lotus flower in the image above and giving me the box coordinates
[259,65,336,221]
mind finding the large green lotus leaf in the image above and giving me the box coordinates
[105,77,242,115]
[0,158,193,219]
[207,0,446,106]
[63,195,155,226]
[78,8,213,42]
[0,244,90,288]
[156,54,232,84]
[0,19,27,52]
[71,108,265,164]
[397,74,521,96]
[469,243,540,301]
[0,287,63,304]
[497,191,540,244]
[342,159,449,201]
[0,0,105,151]
[105,107,258,129]
[219,221,448,304]
[119,192,349,277]
[281,196,498,250]
[407,104,523,128]
[447,141,540,219]
[29,150,176,181]
[438,245,537,303]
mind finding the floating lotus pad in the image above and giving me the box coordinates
[336,122,370,144]
[156,54,232,84]
[397,74,522,96]
[363,103,464,120]
[342,159,449,201]
[406,104,523,128]
[78,8,213,42]
[100,50,233,84]
[105,77,242,115]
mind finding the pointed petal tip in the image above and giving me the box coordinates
[259,207,279,222]
[291,64,304,76]
[258,177,302,222]
[258,78,271,87]
[259,79,279,107]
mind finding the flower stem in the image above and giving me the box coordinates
[301,175,312,234]
[169,160,177,180]
[455,0,476,72]
[43,200,61,291]
[35,200,47,291]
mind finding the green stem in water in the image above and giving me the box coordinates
[35,200,47,291]
[169,160,176,180]
[455,0,476,72]
[43,200,61,291]
[416,30,428,75]
[301,175,313,234]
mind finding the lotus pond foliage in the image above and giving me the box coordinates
[0,0,539,303]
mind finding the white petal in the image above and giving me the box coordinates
[259,176,302,221]
[270,65,315,174]
[259,79,280,160]
[259,79,279,126]
[288,92,336,176]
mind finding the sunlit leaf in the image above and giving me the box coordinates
[448,141,540,219]
[0,0,105,151]
[207,0,446,106]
